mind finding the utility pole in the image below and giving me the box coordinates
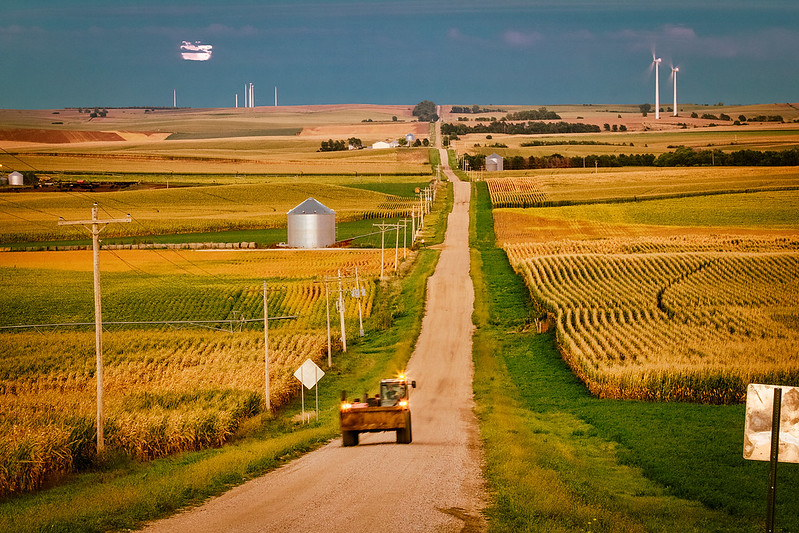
[354,266,365,337]
[411,206,416,244]
[263,282,271,412]
[404,218,409,256]
[58,203,130,454]
[261,282,292,410]
[324,279,332,367]
[337,270,346,353]
[374,221,400,279]
[393,220,400,274]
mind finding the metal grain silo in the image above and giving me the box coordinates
[8,171,23,186]
[287,198,336,248]
[485,153,504,171]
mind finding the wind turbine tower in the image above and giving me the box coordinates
[672,66,679,117]
[653,56,662,120]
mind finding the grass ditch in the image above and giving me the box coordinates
[0,180,452,533]
[470,180,799,531]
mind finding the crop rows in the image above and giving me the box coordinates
[485,177,553,207]
[509,239,799,403]
[0,330,327,497]
[0,248,390,497]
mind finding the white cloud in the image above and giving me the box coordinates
[503,29,543,47]
[180,40,213,61]
[607,25,799,60]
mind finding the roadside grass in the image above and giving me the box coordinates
[470,181,799,532]
[0,181,451,533]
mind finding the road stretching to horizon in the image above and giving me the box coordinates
[141,142,487,531]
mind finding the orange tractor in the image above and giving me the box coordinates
[340,376,416,446]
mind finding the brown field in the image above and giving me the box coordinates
[0,105,432,175]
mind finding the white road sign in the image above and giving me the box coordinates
[294,358,325,390]
[743,383,799,463]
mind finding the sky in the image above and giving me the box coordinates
[1,0,797,109]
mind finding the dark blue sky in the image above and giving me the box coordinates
[1,0,797,109]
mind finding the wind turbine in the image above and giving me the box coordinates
[671,66,679,117]
[652,55,662,120]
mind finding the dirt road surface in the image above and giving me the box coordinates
[141,152,486,532]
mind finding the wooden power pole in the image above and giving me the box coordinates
[58,203,130,454]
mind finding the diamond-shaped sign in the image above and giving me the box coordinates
[294,358,325,390]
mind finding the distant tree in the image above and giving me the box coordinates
[719,113,731,121]
[603,123,611,131]
[639,103,652,116]
[398,137,408,146]
[619,125,627,132]
[691,112,699,118]
[738,115,747,122]
[422,138,429,146]
[412,100,438,122]
[612,124,618,132]
[347,137,363,149]
[392,116,398,122]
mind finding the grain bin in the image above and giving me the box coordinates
[8,171,23,186]
[485,153,504,171]
[287,198,336,248]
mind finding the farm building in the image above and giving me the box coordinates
[287,197,336,249]
[485,153,504,171]
[371,140,400,149]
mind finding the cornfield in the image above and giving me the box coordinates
[486,177,553,208]
[0,247,399,497]
[505,236,799,404]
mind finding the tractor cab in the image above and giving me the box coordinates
[379,378,414,407]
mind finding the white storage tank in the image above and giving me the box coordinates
[8,171,23,186]
[485,153,504,171]
[287,198,336,249]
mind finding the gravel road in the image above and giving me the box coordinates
[142,151,486,532]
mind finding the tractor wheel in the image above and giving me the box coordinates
[396,413,412,444]
[342,430,359,447]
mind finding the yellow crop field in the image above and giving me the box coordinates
[0,182,420,244]
[506,237,799,403]
[493,177,799,404]
[485,167,799,207]
[0,246,403,496]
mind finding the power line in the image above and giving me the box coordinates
[0,317,298,330]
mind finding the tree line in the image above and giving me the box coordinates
[450,105,506,114]
[318,138,363,152]
[462,146,799,170]
[442,121,600,136]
